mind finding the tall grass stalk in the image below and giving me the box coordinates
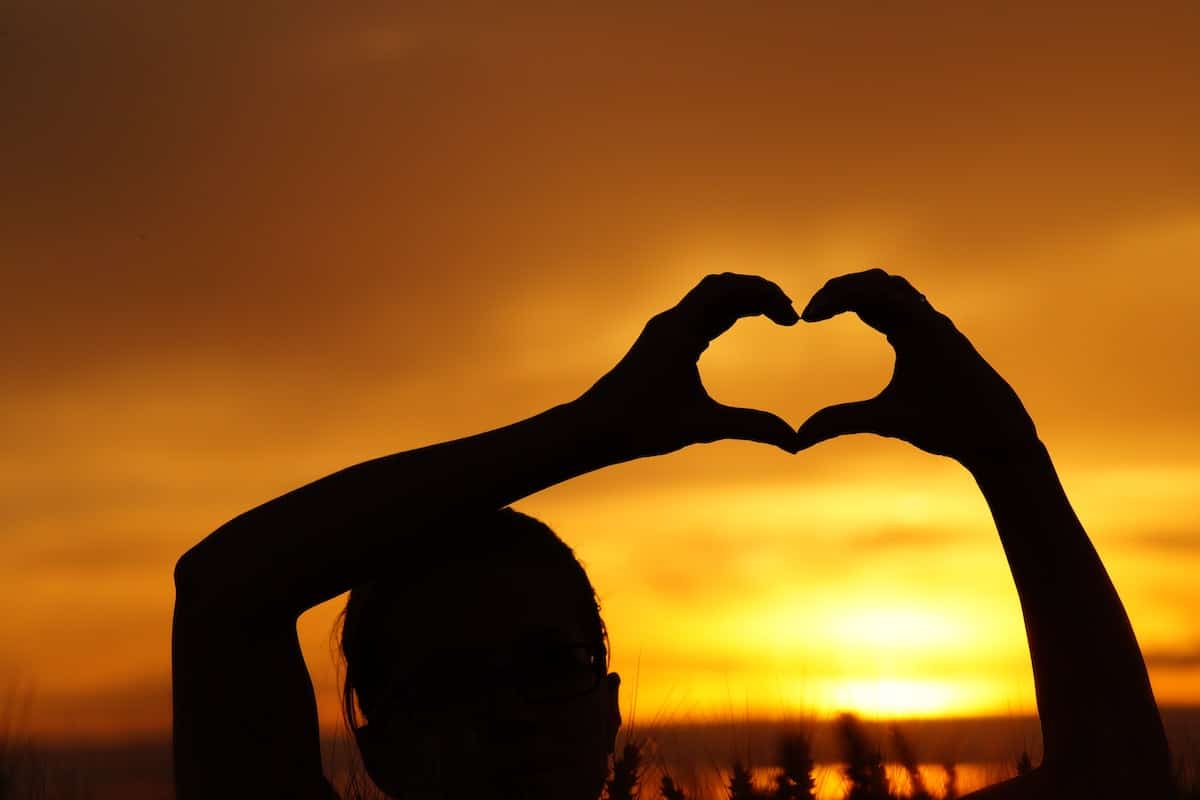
[771,732,815,800]
[941,760,959,800]
[890,724,931,800]
[837,713,890,800]
[606,739,646,800]
[660,774,688,800]
[726,759,758,800]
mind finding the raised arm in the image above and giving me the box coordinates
[171,273,802,798]
[794,269,1172,799]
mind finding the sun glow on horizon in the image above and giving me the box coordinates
[596,670,1033,726]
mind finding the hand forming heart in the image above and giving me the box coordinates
[576,269,1040,470]
[574,272,802,459]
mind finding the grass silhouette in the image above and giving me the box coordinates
[660,774,689,800]
[0,682,91,800]
[606,739,646,800]
[1,681,45,800]
[889,725,931,800]
[836,713,889,800]
[599,710,968,800]
[772,731,816,800]
[941,760,958,800]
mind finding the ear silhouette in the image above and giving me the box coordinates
[606,673,622,756]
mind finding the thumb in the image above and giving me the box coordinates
[702,403,801,454]
[795,399,892,451]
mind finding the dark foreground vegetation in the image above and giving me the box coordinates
[596,712,1200,800]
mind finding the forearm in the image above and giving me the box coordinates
[172,272,803,623]
[174,398,619,621]
[969,440,1170,787]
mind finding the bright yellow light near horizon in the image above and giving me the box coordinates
[608,603,1034,722]
[822,677,967,718]
[813,674,1030,719]
[592,667,1030,724]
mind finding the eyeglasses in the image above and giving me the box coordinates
[368,639,606,722]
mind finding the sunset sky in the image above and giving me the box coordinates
[2,2,1199,742]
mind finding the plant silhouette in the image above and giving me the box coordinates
[771,733,815,800]
[838,714,890,800]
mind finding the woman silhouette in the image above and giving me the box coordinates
[172,271,1173,799]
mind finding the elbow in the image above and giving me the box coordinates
[173,547,204,602]
[172,536,287,626]
[172,550,208,623]
[173,543,228,618]
[174,520,238,605]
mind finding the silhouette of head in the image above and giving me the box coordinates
[338,508,621,800]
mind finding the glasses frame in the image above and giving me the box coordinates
[365,639,608,725]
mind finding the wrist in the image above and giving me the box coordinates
[964,436,1057,504]
[960,434,1048,477]
[553,396,641,468]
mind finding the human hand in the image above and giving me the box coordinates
[795,268,1040,469]
[575,273,802,459]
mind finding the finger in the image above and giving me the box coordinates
[799,268,938,340]
[794,399,893,451]
[671,273,799,355]
[699,403,801,454]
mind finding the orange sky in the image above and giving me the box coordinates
[2,2,1199,741]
